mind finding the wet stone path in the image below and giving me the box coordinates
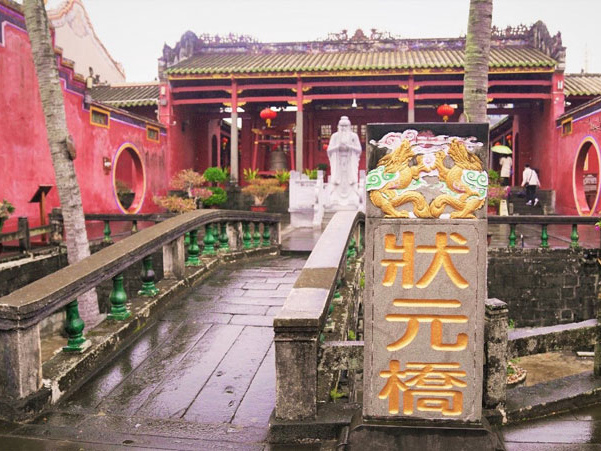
[1,256,306,450]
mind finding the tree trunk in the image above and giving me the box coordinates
[23,0,101,327]
[463,0,493,123]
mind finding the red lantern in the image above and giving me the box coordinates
[260,108,277,127]
[436,104,455,122]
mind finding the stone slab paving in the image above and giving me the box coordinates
[0,256,316,450]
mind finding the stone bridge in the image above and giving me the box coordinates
[0,210,600,449]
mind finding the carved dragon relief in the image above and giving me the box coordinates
[367,130,488,219]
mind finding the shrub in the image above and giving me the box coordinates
[203,167,228,184]
[274,170,290,184]
[153,195,196,213]
[115,179,133,194]
[0,199,15,220]
[170,169,205,192]
[243,168,259,181]
[241,178,285,206]
[316,163,329,171]
[203,186,227,207]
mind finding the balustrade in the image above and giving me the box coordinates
[0,210,281,412]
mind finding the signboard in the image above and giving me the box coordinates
[363,123,489,423]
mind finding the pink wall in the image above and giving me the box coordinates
[0,3,171,233]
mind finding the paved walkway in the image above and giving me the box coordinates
[0,256,307,450]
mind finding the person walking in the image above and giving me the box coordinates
[521,164,540,206]
[499,155,512,186]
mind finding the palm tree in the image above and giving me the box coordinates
[463,0,493,123]
[23,0,101,327]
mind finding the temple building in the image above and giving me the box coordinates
[2,0,601,226]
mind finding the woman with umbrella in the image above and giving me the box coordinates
[493,145,513,186]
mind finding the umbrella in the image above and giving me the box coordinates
[492,145,512,155]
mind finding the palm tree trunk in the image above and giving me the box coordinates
[23,0,101,326]
[463,0,493,123]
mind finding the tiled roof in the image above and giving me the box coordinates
[564,74,601,96]
[166,47,556,75]
[90,83,159,107]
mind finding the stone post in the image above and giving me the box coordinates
[484,298,508,409]
[162,236,185,279]
[351,123,496,449]
[274,328,318,420]
[18,217,30,252]
[0,325,42,400]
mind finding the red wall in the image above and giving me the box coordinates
[0,4,171,233]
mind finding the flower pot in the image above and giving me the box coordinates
[250,205,267,212]
[487,204,498,215]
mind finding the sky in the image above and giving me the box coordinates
[74,0,600,82]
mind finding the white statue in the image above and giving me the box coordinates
[327,116,362,208]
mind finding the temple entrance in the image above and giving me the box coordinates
[573,138,600,215]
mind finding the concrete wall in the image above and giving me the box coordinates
[487,247,600,327]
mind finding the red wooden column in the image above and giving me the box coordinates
[230,78,239,183]
[295,77,303,171]
[408,75,416,123]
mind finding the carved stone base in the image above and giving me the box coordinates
[348,411,504,451]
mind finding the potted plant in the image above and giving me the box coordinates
[203,186,228,208]
[115,179,135,209]
[274,169,290,188]
[304,168,318,180]
[243,168,259,182]
[0,199,15,232]
[487,169,506,215]
[242,178,285,211]
[170,169,206,197]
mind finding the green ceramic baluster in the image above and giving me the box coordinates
[108,273,131,320]
[219,222,230,252]
[347,237,357,259]
[186,229,201,265]
[334,278,342,299]
[63,300,88,352]
[202,224,216,256]
[570,224,579,249]
[103,220,112,243]
[252,223,261,248]
[243,222,252,249]
[541,224,549,249]
[262,222,271,247]
[138,255,159,296]
[184,232,190,247]
[508,224,517,249]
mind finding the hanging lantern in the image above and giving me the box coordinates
[436,104,455,122]
[260,108,277,127]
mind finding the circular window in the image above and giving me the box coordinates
[112,144,146,214]
[572,137,600,216]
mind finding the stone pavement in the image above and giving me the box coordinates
[0,256,315,450]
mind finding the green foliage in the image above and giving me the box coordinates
[0,199,15,220]
[330,388,346,400]
[203,167,228,183]
[359,272,365,289]
[316,163,329,171]
[274,170,291,184]
[488,169,500,184]
[203,186,227,207]
[508,318,515,329]
[304,169,318,180]
[243,168,259,181]
[348,330,356,341]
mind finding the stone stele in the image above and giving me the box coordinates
[363,219,486,422]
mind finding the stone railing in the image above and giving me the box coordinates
[488,215,599,249]
[274,210,364,421]
[0,209,280,418]
[483,298,601,411]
